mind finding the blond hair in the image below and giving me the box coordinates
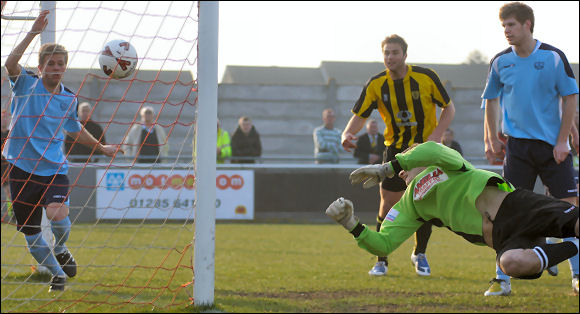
[39,43,68,66]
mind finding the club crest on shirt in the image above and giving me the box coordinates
[413,168,448,201]
[534,62,544,70]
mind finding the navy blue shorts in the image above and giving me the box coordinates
[381,146,407,192]
[8,165,70,235]
[503,137,577,199]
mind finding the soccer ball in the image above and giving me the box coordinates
[99,39,138,79]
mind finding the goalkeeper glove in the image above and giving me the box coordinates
[349,162,395,189]
[325,197,359,231]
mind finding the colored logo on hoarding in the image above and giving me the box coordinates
[216,174,244,190]
[235,205,247,214]
[105,172,125,191]
[128,174,196,190]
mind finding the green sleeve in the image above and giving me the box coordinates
[395,141,469,172]
[354,196,422,257]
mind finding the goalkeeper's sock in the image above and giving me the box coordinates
[25,233,66,277]
[533,241,579,271]
[50,216,71,255]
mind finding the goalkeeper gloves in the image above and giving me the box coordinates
[349,162,395,189]
[325,197,359,231]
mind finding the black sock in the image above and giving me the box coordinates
[533,241,579,271]
[376,215,387,265]
[376,215,384,232]
[413,222,432,255]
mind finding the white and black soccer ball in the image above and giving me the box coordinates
[98,39,138,79]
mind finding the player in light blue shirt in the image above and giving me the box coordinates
[3,10,120,292]
[482,40,578,147]
[481,2,579,297]
[5,69,82,176]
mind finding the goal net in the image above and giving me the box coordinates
[1,1,213,312]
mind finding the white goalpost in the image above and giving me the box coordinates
[194,0,218,307]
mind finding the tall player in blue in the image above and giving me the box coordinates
[482,2,579,296]
[3,10,120,292]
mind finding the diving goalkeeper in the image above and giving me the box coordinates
[327,141,579,280]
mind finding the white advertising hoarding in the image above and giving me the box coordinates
[96,169,254,220]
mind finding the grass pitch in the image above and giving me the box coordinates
[1,222,578,312]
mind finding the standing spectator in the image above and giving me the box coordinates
[65,102,106,163]
[1,111,12,215]
[125,106,169,163]
[441,128,463,156]
[353,118,386,164]
[342,34,455,277]
[216,119,232,164]
[313,108,342,164]
[231,116,262,164]
[482,2,579,296]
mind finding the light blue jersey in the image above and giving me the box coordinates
[481,40,579,146]
[3,69,82,176]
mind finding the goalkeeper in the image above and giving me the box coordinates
[327,141,579,281]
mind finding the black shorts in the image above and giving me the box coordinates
[8,165,70,235]
[380,146,407,192]
[1,158,9,187]
[504,137,577,199]
[492,188,578,263]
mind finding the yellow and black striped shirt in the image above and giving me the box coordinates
[352,65,451,150]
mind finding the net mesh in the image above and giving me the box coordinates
[1,1,199,312]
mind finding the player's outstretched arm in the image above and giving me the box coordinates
[5,10,49,78]
[67,129,124,158]
[325,197,359,231]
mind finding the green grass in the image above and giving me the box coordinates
[2,222,579,312]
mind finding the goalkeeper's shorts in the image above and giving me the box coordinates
[492,188,578,265]
[8,165,70,235]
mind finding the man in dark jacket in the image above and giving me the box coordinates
[231,116,262,163]
[65,102,106,163]
[354,119,386,164]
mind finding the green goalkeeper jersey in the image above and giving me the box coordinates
[354,141,513,257]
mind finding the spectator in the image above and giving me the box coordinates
[65,102,106,163]
[216,119,232,164]
[231,116,262,163]
[441,128,463,156]
[353,119,386,164]
[125,106,169,163]
[313,108,342,164]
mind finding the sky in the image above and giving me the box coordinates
[218,1,579,78]
[1,1,578,81]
